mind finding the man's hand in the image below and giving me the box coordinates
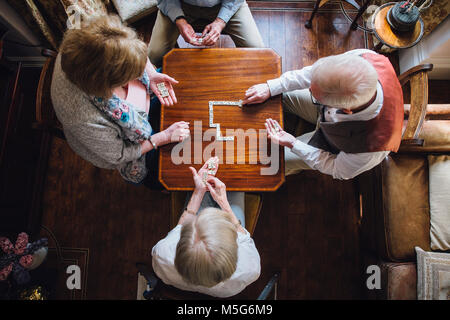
[265,118,297,148]
[201,18,226,46]
[175,18,199,46]
[243,83,271,105]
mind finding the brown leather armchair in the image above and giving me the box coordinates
[359,65,450,299]
[360,152,449,299]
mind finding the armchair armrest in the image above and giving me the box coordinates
[398,64,433,86]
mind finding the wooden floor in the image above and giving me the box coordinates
[250,1,368,73]
[40,1,372,299]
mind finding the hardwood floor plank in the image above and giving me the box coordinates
[268,10,287,71]
[316,12,367,59]
[284,11,307,72]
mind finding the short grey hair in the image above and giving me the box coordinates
[311,53,378,109]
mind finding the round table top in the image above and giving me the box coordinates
[372,3,424,49]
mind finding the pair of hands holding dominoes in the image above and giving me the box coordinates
[189,157,232,212]
[176,17,226,47]
[188,157,244,230]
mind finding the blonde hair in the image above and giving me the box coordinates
[175,208,238,288]
[60,14,147,98]
[311,53,378,109]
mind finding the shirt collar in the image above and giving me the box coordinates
[324,81,383,122]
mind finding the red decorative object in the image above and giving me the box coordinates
[14,232,29,255]
[0,232,47,284]
[0,237,13,254]
[19,255,33,268]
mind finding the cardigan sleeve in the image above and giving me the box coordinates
[69,121,142,166]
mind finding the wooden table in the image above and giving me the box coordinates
[160,48,284,191]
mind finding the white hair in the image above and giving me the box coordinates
[311,54,378,109]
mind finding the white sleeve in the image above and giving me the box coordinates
[151,226,181,285]
[236,233,261,284]
[266,66,313,96]
[290,140,389,180]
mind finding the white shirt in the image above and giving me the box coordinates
[267,49,390,180]
[151,225,261,298]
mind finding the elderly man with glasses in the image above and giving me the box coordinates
[243,49,404,180]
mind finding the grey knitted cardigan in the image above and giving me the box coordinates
[51,54,143,174]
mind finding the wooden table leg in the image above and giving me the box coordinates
[305,0,322,29]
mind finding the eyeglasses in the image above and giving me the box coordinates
[309,89,322,106]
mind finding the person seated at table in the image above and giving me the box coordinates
[149,0,264,67]
[51,14,189,188]
[152,157,261,297]
[243,49,404,180]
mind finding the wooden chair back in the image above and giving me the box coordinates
[35,49,65,139]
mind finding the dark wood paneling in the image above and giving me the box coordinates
[0,63,48,239]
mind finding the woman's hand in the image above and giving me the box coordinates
[242,83,271,105]
[205,176,232,213]
[178,167,206,225]
[163,121,190,144]
[265,118,297,148]
[148,72,178,106]
[189,157,219,192]
[189,166,207,194]
[151,121,190,148]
